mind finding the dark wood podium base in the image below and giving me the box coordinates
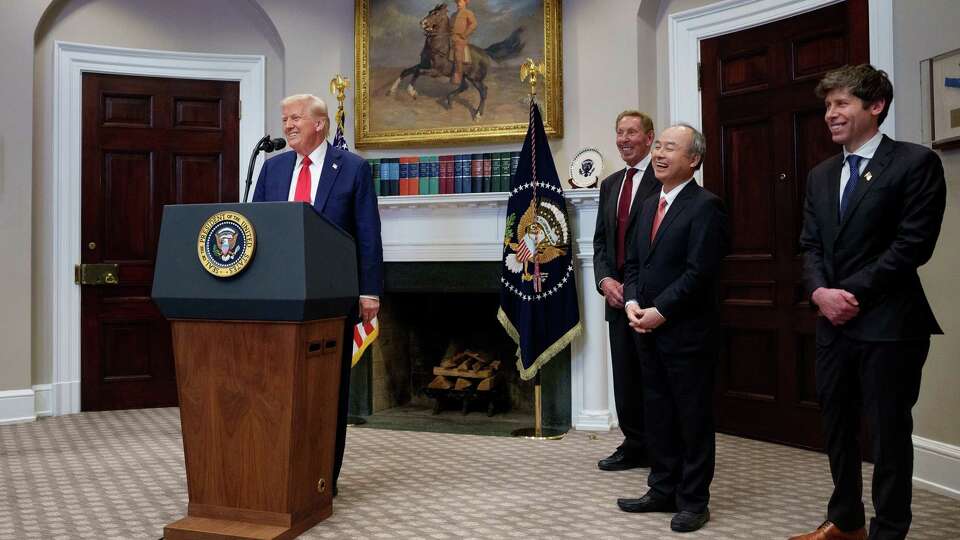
[165,319,343,540]
[164,504,332,540]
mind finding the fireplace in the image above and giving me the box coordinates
[348,190,615,434]
[349,262,571,431]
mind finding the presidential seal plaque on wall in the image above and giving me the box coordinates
[197,211,256,277]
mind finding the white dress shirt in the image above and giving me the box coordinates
[838,130,883,212]
[286,143,328,203]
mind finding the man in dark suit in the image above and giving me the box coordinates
[252,93,383,496]
[791,65,945,540]
[592,110,661,471]
[617,124,728,534]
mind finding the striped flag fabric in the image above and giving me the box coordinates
[332,110,349,151]
[352,317,379,367]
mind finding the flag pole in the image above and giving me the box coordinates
[330,72,367,427]
[512,373,565,439]
[511,58,565,441]
[329,74,349,134]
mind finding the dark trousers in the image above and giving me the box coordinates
[816,334,928,540]
[332,307,359,489]
[608,311,646,456]
[637,336,716,513]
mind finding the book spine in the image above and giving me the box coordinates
[390,158,400,196]
[414,157,424,195]
[470,153,482,193]
[483,153,492,193]
[430,156,440,195]
[455,155,465,193]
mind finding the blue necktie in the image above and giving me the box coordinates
[839,154,862,221]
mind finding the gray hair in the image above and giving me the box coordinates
[281,94,330,129]
[672,123,706,171]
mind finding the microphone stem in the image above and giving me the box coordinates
[242,135,270,203]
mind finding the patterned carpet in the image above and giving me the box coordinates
[1,408,958,539]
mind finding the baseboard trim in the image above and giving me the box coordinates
[913,435,960,500]
[33,384,53,417]
[574,410,615,431]
[0,388,37,425]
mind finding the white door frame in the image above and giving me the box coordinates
[668,0,895,137]
[51,41,265,415]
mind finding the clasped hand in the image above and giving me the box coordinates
[625,303,665,333]
[812,287,859,326]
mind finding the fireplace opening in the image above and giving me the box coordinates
[348,262,571,435]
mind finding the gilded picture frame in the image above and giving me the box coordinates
[354,0,562,149]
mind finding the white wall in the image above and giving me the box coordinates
[891,0,960,447]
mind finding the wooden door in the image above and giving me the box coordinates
[700,0,868,449]
[81,73,239,411]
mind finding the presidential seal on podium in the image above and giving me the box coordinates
[197,211,256,277]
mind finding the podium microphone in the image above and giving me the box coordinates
[242,135,287,202]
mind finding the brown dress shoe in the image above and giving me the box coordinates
[788,521,866,540]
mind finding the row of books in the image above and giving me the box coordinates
[369,152,521,196]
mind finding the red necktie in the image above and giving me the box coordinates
[615,168,638,271]
[650,196,667,243]
[293,156,313,203]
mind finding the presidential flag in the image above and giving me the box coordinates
[497,101,582,380]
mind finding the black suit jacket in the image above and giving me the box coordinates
[593,165,661,321]
[799,135,945,344]
[623,181,729,354]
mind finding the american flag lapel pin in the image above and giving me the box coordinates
[864,171,872,182]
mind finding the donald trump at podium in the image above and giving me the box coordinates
[252,93,383,496]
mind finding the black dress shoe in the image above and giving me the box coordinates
[670,509,710,532]
[617,491,677,513]
[598,449,648,471]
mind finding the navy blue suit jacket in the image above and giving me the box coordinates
[252,142,384,296]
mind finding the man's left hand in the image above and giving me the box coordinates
[629,308,665,333]
[360,297,380,324]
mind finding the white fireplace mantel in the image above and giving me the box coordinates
[379,190,617,431]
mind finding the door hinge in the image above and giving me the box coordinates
[238,99,242,120]
[697,62,703,91]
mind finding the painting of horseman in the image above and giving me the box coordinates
[355,0,562,147]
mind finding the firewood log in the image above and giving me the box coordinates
[428,375,453,390]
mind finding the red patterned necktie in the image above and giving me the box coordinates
[615,168,638,271]
[650,196,668,243]
[293,156,313,203]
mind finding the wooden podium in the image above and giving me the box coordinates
[152,202,359,540]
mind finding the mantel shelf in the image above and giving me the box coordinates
[378,188,599,210]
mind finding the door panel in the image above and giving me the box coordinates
[81,73,239,411]
[701,0,868,450]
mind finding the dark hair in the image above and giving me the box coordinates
[815,64,893,126]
